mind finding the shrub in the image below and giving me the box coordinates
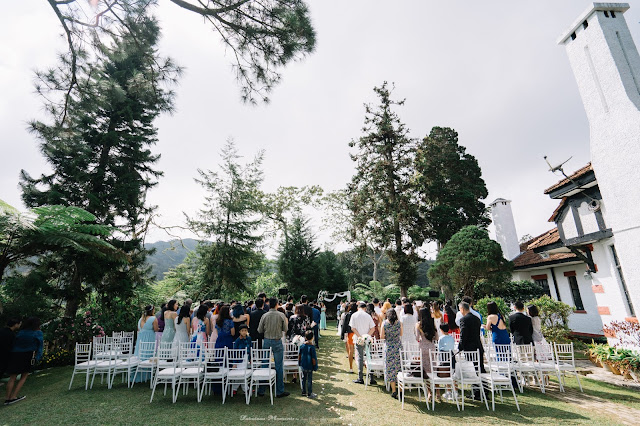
[528,295,573,342]
[42,310,106,349]
[407,285,434,301]
[475,280,547,303]
[602,320,640,350]
[39,348,74,368]
[475,296,510,328]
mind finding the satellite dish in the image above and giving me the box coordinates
[588,199,601,212]
[544,155,573,173]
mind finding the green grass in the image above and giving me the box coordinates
[1,325,639,425]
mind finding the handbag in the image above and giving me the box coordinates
[454,360,477,380]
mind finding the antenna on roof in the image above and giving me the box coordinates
[543,155,600,209]
[544,155,572,174]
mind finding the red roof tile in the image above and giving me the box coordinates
[544,163,593,194]
[548,198,567,223]
[512,228,578,269]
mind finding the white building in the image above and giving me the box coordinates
[492,3,640,337]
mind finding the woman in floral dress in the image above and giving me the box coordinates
[191,305,210,348]
[380,309,403,399]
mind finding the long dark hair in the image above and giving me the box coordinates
[177,305,190,325]
[21,316,41,331]
[196,304,208,321]
[216,305,231,328]
[419,307,436,341]
[487,301,502,317]
[167,300,178,312]
[386,308,398,325]
[445,301,458,330]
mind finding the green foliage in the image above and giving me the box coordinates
[428,226,512,299]
[414,126,490,247]
[475,296,511,328]
[528,295,573,342]
[42,310,106,351]
[475,280,547,303]
[355,281,399,302]
[406,285,433,302]
[315,251,349,295]
[187,140,265,298]
[38,348,74,369]
[236,272,286,302]
[278,216,320,297]
[0,270,57,325]
[348,82,426,296]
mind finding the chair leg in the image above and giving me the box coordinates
[511,384,520,411]
[491,386,495,411]
[481,385,489,410]
[69,370,76,390]
[575,372,583,392]
[85,370,91,390]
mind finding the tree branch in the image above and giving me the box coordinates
[169,0,251,16]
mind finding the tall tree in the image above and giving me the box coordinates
[348,83,426,297]
[187,139,265,297]
[45,0,316,113]
[427,225,512,300]
[19,13,179,317]
[414,127,490,248]
[277,216,320,297]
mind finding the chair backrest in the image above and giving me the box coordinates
[93,337,111,357]
[227,348,249,369]
[178,342,202,366]
[430,350,454,378]
[514,344,535,363]
[75,343,92,363]
[157,342,177,363]
[252,340,259,350]
[112,331,123,338]
[554,342,576,365]
[203,343,226,371]
[93,335,105,346]
[400,348,423,379]
[370,341,384,357]
[284,342,298,360]
[456,350,481,380]
[534,342,555,362]
[251,349,273,372]
[403,342,419,352]
[487,345,513,376]
[137,341,157,359]
[123,331,134,339]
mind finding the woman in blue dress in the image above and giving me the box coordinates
[319,303,327,330]
[214,305,235,349]
[134,305,158,383]
[485,301,511,346]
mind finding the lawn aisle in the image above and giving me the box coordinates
[1,324,639,425]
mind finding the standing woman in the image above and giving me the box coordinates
[161,300,178,344]
[155,303,166,347]
[367,303,381,340]
[173,305,191,346]
[416,307,437,399]
[214,305,235,349]
[431,301,443,339]
[231,303,249,342]
[400,303,418,348]
[191,304,211,347]
[209,303,221,346]
[341,303,357,373]
[5,317,43,405]
[380,309,403,399]
[443,300,460,340]
[528,305,546,343]
[287,304,309,340]
[134,305,158,383]
[486,301,510,347]
[320,302,327,330]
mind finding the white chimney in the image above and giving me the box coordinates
[489,198,521,261]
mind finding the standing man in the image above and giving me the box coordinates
[372,298,382,316]
[250,298,267,349]
[258,297,289,398]
[0,319,21,380]
[509,301,533,345]
[311,301,321,349]
[349,302,376,385]
[458,301,485,400]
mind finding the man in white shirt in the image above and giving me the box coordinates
[455,296,482,328]
[349,302,376,385]
[373,298,382,316]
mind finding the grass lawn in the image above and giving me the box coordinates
[1,325,639,425]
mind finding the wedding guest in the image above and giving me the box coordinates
[416,307,437,391]
[509,301,533,345]
[458,302,485,374]
[285,303,294,320]
[528,304,545,343]
[381,301,392,315]
[367,303,380,340]
[191,304,210,347]
[173,305,191,345]
[380,309,402,399]
[400,303,418,348]
[0,319,20,380]
[394,299,403,316]
[233,324,252,361]
[372,298,382,316]
[299,330,318,398]
[214,305,235,349]
[4,317,43,405]
[249,298,267,349]
[349,302,376,385]
[161,300,178,344]
[231,303,250,341]
[438,324,455,352]
[311,302,321,349]
[135,305,158,354]
[258,298,289,398]
[340,303,356,373]
[432,301,443,339]
[288,304,310,340]
[486,301,510,346]
[155,303,166,346]
[455,296,482,326]
[319,302,327,330]
[443,301,460,339]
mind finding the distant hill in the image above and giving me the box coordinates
[145,238,199,280]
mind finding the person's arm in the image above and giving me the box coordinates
[185,317,191,337]
[380,322,386,340]
[258,315,265,334]
[245,314,250,327]
[485,315,493,331]
[153,317,159,332]
[399,323,403,337]
[455,311,462,327]
[206,318,211,336]
[312,346,318,371]
[35,331,44,361]
[230,322,236,337]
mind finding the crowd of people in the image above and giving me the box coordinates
[135,294,326,398]
[337,296,545,400]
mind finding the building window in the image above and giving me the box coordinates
[610,245,635,316]
[534,279,551,297]
[568,275,584,311]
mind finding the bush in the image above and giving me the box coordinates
[475,280,547,303]
[407,285,433,301]
[475,296,510,328]
[528,295,573,342]
[39,348,74,368]
[42,310,106,349]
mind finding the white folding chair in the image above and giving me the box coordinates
[513,344,543,393]
[535,342,563,392]
[454,350,488,411]
[150,343,181,403]
[176,342,204,401]
[365,340,385,389]
[90,338,118,389]
[283,342,301,388]
[225,349,251,404]
[131,341,157,387]
[397,348,429,410]
[250,348,276,405]
[554,342,583,392]
[69,343,93,390]
[482,345,520,411]
[111,338,138,388]
[426,350,459,411]
[200,344,228,403]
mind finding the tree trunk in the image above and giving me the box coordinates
[64,263,83,319]
[400,285,407,298]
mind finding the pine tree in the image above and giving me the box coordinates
[278,216,320,297]
[19,13,180,317]
[347,83,426,297]
[187,140,265,298]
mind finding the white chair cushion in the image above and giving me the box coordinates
[204,368,228,378]
[426,372,453,383]
[157,368,183,377]
[227,368,251,378]
[481,372,510,382]
[252,369,276,379]
[180,367,203,377]
[397,372,424,383]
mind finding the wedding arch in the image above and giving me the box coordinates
[317,290,351,303]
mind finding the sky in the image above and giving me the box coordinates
[3,1,640,259]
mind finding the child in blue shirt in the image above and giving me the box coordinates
[298,330,318,398]
[233,324,252,361]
